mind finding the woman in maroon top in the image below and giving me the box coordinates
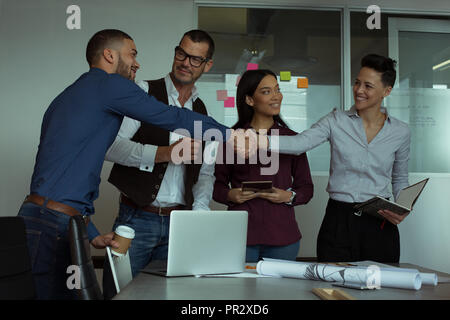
[213,69,314,262]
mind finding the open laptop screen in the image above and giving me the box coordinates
[142,210,248,277]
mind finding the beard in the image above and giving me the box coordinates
[116,56,133,81]
[172,64,204,85]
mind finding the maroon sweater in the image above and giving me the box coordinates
[213,122,314,246]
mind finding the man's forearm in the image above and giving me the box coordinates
[155,145,171,163]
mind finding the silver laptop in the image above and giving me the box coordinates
[141,210,248,277]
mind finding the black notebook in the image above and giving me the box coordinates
[353,178,429,220]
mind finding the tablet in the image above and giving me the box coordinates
[241,180,273,193]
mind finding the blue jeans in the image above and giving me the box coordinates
[17,202,78,300]
[245,240,300,262]
[111,203,170,277]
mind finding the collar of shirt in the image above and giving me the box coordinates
[346,104,392,123]
[90,67,106,74]
[164,74,199,110]
[242,121,283,134]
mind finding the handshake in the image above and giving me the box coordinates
[165,129,270,164]
[227,128,269,159]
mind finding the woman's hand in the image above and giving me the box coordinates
[257,187,293,204]
[378,209,409,225]
[227,188,259,204]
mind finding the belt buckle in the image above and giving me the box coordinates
[158,207,170,217]
[82,215,90,225]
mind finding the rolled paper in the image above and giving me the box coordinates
[256,258,422,290]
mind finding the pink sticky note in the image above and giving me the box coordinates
[216,90,228,101]
[224,97,235,108]
[247,63,258,70]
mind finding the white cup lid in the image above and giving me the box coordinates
[115,225,135,239]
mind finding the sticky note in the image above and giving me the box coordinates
[297,77,309,88]
[224,97,235,108]
[247,63,259,70]
[216,90,228,101]
[280,71,291,81]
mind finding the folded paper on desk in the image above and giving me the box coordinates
[256,258,438,290]
[353,178,429,220]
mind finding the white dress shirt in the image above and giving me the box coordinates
[269,106,410,203]
[105,74,216,210]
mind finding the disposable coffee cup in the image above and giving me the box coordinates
[111,225,135,256]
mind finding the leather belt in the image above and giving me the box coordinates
[24,194,89,224]
[120,194,185,216]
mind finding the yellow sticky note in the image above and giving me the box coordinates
[280,71,291,81]
[297,77,308,88]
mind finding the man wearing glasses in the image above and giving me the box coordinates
[103,30,217,298]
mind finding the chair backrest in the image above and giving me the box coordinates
[68,215,103,300]
[0,217,35,299]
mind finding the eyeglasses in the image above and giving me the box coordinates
[174,46,210,67]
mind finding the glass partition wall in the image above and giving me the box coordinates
[196,4,450,173]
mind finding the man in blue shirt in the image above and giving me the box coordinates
[16,29,248,299]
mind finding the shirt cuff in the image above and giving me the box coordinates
[139,144,158,172]
[286,188,296,205]
[87,220,100,242]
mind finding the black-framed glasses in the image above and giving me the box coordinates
[174,46,210,67]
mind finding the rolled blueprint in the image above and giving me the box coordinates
[376,268,437,286]
[353,261,438,286]
[420,273,438,286]
[256,258,422,290]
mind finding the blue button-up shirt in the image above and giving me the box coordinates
[270,106,410,203]
[30,68,228,240]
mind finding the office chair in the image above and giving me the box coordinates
[68,215,103,300]
[0,216,35,299]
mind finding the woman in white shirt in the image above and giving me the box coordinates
[264,54,410,263]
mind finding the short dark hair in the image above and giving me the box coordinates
[181,29,215,59]
[361,54,397,87]
[86,29,133,66]
[233,69,289,129]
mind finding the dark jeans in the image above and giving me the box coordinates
[17,202,78,300]
[317,198,400,263]
[245,241,300,262]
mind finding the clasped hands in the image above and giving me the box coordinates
[228,187,293,204]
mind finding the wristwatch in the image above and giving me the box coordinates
[286,189,296,205]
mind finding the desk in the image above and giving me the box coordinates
[114,263,450,300]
